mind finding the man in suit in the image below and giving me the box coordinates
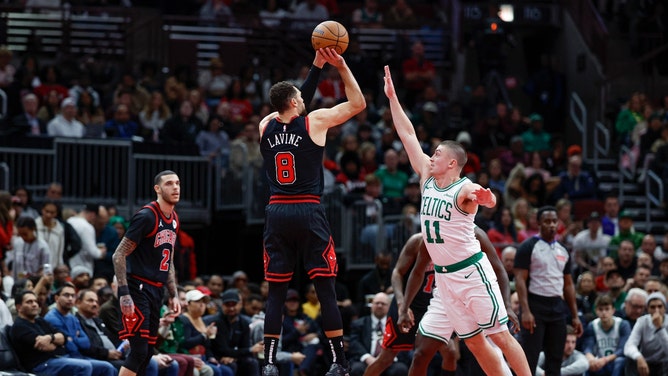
[75,288,126,370]
[7,93,47,136]
[348,292,408,376]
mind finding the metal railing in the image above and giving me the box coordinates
[0,162,8,191]
[646,170,664,232]
[0,138,212,223]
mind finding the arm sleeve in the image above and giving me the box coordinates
[582,323,596,355]
[299,65,322,111]
[561,350,590,376]
[614,320,631,358]
[623,317,643,360]
[514,240,534,270]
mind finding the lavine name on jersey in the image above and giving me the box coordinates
[154,229,177,248]
[266,133,303,148]
[420,196,453,220]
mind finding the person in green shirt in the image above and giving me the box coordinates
[608,210,644,259]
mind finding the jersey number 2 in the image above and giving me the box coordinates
[275,152,296,185]
[160,249,171,271]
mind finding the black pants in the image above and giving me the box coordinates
[520,294,568,376]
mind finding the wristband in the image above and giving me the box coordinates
[118,285,130,297]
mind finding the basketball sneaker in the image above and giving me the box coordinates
[262,364,279,376]
[325,362,350,376]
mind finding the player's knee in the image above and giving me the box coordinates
[488,331,511,349]
[375,350,395,368]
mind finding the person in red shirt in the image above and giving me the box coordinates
[401,40,435,109]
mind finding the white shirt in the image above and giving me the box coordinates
[67,215,103,271]
[47,115,85,138]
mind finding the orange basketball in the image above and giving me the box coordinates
[311,20,349,55]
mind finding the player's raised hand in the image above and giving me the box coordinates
[319,47,343,68]
[383,66,397,100]
[313,48,327,68]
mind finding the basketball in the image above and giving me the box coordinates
[311,20,349,55]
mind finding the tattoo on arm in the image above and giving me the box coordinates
[112,237,137,287]
[166,251,177,298]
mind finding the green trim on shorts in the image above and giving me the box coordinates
[434,252,483,273]
[474,260,500,329]
[418,321,450,344]
[456,326,483,339]
[498,316,509,325]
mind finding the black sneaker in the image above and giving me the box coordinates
[325,362,350,376]
[262,364,279,376]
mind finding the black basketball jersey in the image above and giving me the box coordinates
[260,116,324,196]
[124,201,179,284]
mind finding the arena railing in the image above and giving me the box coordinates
[0,137,212,224]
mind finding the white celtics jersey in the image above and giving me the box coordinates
[592,317,623,357]
[420,176,480,266]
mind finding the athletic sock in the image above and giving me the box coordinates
[263,337,279,365]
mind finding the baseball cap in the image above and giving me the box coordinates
[455,131,472,145]
[567,145,582,157]
[186,289,210,303]
[588,211,601,222]
[619,209,633,219]
[286,289,300,301]
[605,269,622,280]
[221,289,240,304]
[196,286,212,296]
[528,113,543,122]
[61,97,77,109]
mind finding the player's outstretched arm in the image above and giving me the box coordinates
[308,48,365,135]
[383,65,430,178]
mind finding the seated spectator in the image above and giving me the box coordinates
[161,100,205,148]
[401,40,435,110]
[523,172,548,208]
[209,289,262,375]
[487,207,518,256]
[374,148,409,201]
[4,216,50,280]
[196,115,231,164]
[503,162,526,210]
[549,154,597,204]
[614,239,639,281]
[8,93,46,136]
[301,283,321,321]
[582,295,630,376]
[511,197,531,233]
[44,284,117,376]
[608,210,644,258]
[139,91,171,143]
[521,113,551,153]
[357,250,393,306]
[259,0,290,28]
[36,88,62,124]
[10,290,95,375]
[576,271,598,325]
[601,194,621,237]
[535,325,588,376]
[572,212,611,274]
[486,158,506,194]
[180,289,234,376]
[456,131,481,180]
[104,103,139,139]
[616,288,648,329]
[199,0,233,25]
[11,185,39,219]
[34,65,69,106]
[383,0,417,29]
[74,289,125,369]
[655,231,668,261]
[76,91,106,137]
[623,266,652,293]
[623,291,668,376]
[47,97,85,138]
[523,151,554,183]
[352,0,383,28]
[517,207,539,242]
[112,72,150,118]
[554,198,581,249]
[290,0,329,31]
[336,151,367,195]
[281,288,323,376]
[615,92,646,148]
[349,292,407,376]
[605,269,628,312]
[594,257,617,293]
[221,79,253,127]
